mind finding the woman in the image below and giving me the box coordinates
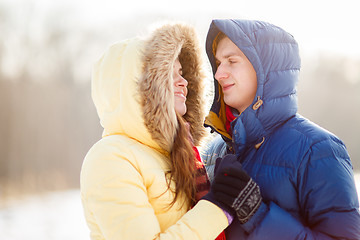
[80,23,231,239]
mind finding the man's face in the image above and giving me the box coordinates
[215,36,257,113]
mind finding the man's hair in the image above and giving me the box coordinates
[212,31,228,56]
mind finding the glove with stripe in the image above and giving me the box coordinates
[211,154,262,224]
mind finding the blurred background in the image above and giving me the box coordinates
[0,0,359,239]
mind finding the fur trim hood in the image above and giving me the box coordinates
[91,23,206,152]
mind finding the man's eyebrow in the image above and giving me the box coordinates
[215,52,242,61]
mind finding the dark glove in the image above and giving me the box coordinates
[202,156,236,224]
[212,154,262,224]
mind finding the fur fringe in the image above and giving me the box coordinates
[139,23,206,152]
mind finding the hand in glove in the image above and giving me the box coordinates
[212,154,262,224]
[202,155,236,224]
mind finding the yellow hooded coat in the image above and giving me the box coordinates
[80,24,228,240]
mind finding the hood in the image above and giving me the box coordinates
[204,19,301,146]
[92,23,206,153]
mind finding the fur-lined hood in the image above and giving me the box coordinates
[91,23,206,153]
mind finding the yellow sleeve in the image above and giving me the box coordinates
[81,139,228,240]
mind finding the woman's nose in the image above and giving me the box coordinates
[175,75,188,87]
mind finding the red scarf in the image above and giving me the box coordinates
[193,146,226,240]
[225,105,236,136]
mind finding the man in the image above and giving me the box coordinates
[203,19,360,239]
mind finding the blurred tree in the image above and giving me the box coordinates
[0,2,103,198]
[0,2,358,201]
[298,54,360,170]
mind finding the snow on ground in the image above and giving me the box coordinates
[0,189,89,240]
[0,173,360,240]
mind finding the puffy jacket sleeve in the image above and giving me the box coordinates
[80,138,228,240]
[202,134,229,182]
[227,138,360,240]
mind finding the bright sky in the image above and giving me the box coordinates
[22,0,359,57]
[2,0,359,82]
[4,0,360,57]
[2,0,360,58]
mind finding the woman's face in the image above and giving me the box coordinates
[173,58,188,116]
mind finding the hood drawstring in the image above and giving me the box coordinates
[254,137,265,149]
[252,96,263,110]
[252,96,265,149]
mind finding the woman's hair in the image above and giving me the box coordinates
[167,112,197,209]
[139,23,206,210]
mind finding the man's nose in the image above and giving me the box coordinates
[215,64,229,81]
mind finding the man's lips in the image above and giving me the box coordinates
[222,83,235,91]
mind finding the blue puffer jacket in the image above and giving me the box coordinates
[204,19,360,239]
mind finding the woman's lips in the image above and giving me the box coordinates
[174,92,186,100]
